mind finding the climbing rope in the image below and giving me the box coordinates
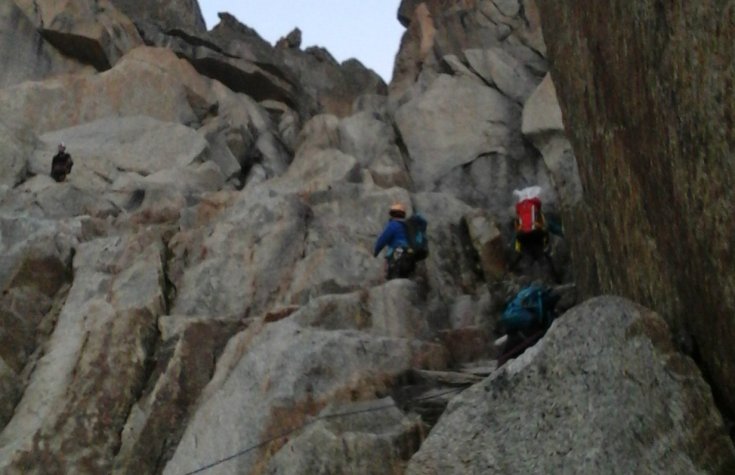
[182,386,465,475]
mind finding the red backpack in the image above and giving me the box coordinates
[515,197,544,233]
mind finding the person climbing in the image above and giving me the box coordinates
[374,202,415,280]
[508,186,562,281]
[50,143,73,182]
[496,283,562,366]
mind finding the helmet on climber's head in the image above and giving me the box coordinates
[389,202,406,219]
[58,142,66,152]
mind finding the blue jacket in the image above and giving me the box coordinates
[374,219,408,258]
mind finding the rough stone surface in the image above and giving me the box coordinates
[265,398,423,475]
[522,73,582,208]
[208,13,387,118]
[0,1,84,88]
[537,0,735,414]
[395,74,552,214]
[0,121,37,187]
[109,0,207,33]
[464,47,537,104]
[16,0,142,70]
[29,116,210,179]
[407,297,735,474]
[2,1,721,472]
[0,46,215,134]
[113,316,243,475]
[339,111,411,188]
[464,210,506,283]
[163,317,445,475]
[4,116,225,222]
[0,233,166,474]
[168,186,310,318]
[135,21,300,110]
[281,50,387,118]
[391,0,547,100]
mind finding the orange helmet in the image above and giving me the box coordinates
[389,202,406,217]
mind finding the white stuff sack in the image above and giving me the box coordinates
[512,186,542,203]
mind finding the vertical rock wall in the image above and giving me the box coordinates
[537,1,735,414]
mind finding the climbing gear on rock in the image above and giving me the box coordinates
[501,284,558,332]
[387,246,415,279]
[403,213,429,262]
[513,186,547,255]
[497,284,561,366]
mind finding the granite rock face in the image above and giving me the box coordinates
[0,1,85,88]
[15,0,143,70]
[407,297,735,475]
[109,0,207,33]
[537,0,735,415]
[0,0,726,473]
[208,13,387,118]
[390,0,571,217]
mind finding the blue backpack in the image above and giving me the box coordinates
[501,285,556,333]
[403,214,428,261]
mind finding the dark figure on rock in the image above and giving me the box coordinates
[508,186,562,282]
[50,143,73,182]
[496,283,561,366]
[373,203,429,280]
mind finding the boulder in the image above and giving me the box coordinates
[0,1,84,88]
[109,0,207,33]
[135,21,300,110]
[15,0,142,70]
[0,46,215,134]
[407,297,735,474]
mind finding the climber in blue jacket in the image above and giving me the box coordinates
[374,202,414,279]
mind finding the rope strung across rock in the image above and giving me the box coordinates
[183,387,466,475]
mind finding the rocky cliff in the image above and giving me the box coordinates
[0,0,732,473]
[537,0,735,418]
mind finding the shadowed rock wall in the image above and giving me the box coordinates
[537,1,735,414]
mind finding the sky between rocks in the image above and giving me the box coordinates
[199,0,404,82]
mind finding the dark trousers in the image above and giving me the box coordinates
[386,248,415,280]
